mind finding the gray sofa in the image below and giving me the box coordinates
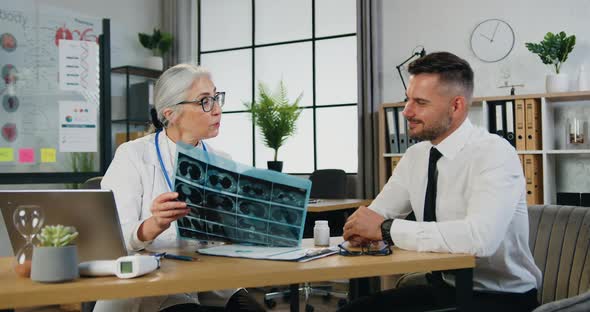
[396,205,590,311]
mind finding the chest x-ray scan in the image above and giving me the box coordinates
[174,143,311,247]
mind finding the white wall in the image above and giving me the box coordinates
[378,0,590,103]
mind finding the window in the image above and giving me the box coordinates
[200,0,357,173]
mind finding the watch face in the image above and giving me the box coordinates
[470,19,515,63]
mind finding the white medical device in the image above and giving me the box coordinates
[79,255,159,279]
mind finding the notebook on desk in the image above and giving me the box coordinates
[197,244,338,262]
[0,190,128,262]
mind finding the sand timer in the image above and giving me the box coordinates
[13,204,44,277]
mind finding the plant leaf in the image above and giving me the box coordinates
[244,80,303,160]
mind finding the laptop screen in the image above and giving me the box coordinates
[0,189,127,261]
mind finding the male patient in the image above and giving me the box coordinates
[341,52,542,312]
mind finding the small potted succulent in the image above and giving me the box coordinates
[244,80,302,172]
[30,225,79,283]
[138,28,174,70]
[525,31,576,93]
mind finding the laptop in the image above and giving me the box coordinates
[0,189,128,262]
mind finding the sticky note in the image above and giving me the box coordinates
[41,148,57,163]
[0,148,14,162]
[18,148,35,163]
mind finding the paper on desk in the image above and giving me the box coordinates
[197,245,338,262]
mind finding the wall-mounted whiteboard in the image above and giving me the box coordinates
[0,1,101,174]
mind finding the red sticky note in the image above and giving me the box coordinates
[18,148,35,163]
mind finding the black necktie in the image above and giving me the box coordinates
[424,147,443,222]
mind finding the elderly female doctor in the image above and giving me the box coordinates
[97,63,264,312]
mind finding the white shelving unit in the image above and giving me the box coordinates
[379,91,590,205]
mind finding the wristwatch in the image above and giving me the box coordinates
[380,219,394,245]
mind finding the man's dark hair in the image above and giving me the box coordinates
[407,52,474,100]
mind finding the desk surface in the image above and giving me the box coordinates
[0,238,474,309]
[307,198,372,212]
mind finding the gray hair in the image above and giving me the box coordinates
[153,63,211,128]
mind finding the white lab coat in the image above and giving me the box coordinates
[95,130,235,312]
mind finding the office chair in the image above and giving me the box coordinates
[264,169,349,311]
[81,176,103,190]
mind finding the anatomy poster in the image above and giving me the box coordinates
[174,143,311,247]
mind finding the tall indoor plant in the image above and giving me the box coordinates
[138,28,174,70]
[245,81,302,172]
[525,31,576,93]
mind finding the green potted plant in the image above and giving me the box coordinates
[138,28,174,70]
[525,31,576,93]
[30,225,79,283]
[66,152,94,189]
[245,80,302,172]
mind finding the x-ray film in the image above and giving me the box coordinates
[174,143,311,247]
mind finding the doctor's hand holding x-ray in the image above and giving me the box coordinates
[99,64,265,312]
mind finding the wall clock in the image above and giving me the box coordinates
[470,18,515,63]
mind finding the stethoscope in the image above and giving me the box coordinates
[155,129,207,191]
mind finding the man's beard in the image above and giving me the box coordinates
[408,113,452,142]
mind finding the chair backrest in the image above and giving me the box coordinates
[528,205,590,304]
[309,169,347,199]
[81,176,103,190]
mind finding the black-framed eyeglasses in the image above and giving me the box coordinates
[177,91,225,112]
[338,241,392,256]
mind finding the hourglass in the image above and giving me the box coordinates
[12,204,44,277]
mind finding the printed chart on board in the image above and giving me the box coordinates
[174,143,311,247]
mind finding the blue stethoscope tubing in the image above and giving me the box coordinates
[155,129,207,191]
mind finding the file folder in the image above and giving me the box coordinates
[525,99,542,150]
[524,154,543,205]
[495,103,505,138]
[505,101,516,147]
[397,108,408,153]
[556,192,581,206]
[518,154,524,175]
[515,99,526,150]
[385,107,399,153]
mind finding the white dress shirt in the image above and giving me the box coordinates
[370,118,542,293]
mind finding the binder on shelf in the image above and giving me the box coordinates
[397,108,408,153]
[525,98,542,150]
[518,154,524,175]
[515,99,526,150]
[495,103,505,138]
[407,136,419,148]
[523,154,543,205]
[390,156,402,176]
[581,193,590,207]
[556,192,581,206]
[505,101,515,146]
[385,107,399,153]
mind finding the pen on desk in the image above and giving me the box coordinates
[163,253,195,261]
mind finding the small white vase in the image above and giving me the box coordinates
[145,56,163,71]
[546,73,569,93]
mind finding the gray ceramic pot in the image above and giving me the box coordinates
[31,245,79,283]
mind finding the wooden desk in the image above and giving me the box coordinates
[0,238,475,312]
[307,198,372,212]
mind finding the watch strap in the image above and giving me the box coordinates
[381,219,394,245]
